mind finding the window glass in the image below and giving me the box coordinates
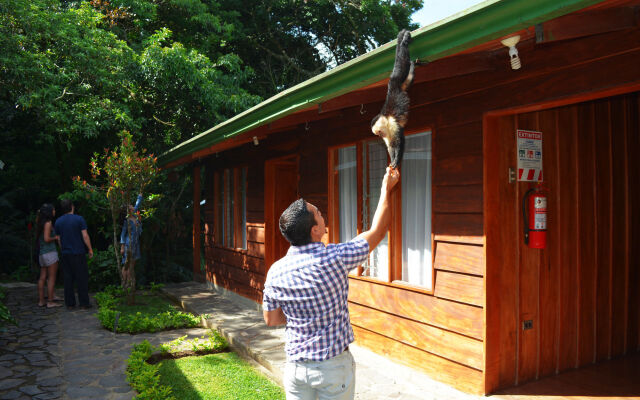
[225,169,234,248]
[216,172,224,244]
[329,131,433,290]
[401,131,432,289]
[241,167,247,249]
[214,167,247,249]
[337,146,357,242]
[362,140,389,281]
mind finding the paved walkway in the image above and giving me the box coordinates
[0,283,221,400]
[1,281,478,400]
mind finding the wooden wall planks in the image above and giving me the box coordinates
[352,325,484,395]
[486,91,640,393]
[434,242,483,276]
[196,20,640,397]
[349,303,483,369]
[594,99,613,361]
[555,105,580,372]
[348,278,483,340]
[434,271,484,307]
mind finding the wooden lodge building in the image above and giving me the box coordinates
[160,0,640,395]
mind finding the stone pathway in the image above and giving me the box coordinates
[0,283,212,400]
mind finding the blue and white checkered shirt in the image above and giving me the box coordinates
[262,237,369,362]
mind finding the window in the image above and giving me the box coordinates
[214,167,247,249]
[329,131,433,290]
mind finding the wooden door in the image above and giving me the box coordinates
[264,156,299,272]
[485,91,640,393]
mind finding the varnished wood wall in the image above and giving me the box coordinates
[486,92,640,393]
[202,157,267,303]
[197,12,640,396]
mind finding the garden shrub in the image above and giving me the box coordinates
[88,246,120,292]
[0,287,17,330]
[95,285,200,333]
[127,340,175,400]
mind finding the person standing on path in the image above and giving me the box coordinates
[35,203,62,308]
[54,198,93,309]
[262,167,400,400]
[120,193,143,284]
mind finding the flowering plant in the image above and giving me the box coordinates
[73,131,157,303]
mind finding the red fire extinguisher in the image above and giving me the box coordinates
[522,184,548,249]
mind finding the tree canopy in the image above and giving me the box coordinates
[0,0,422,281]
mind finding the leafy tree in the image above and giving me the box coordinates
[89,0,420,98]
[78,131,157,304]
[0,0,138,186]
[133,28,261,153]
[223,0,422,97]
[0,0,423,285]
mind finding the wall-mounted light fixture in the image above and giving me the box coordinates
[501,35,521,70]
[252,136,259,146]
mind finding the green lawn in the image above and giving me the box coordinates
[158,352,285,400]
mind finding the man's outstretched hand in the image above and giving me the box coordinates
[383,167,400,193]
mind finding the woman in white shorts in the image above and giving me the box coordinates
[36,204,62,308]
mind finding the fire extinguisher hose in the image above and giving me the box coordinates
[522,188,536,245]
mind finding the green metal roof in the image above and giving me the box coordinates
[160,0,604,166]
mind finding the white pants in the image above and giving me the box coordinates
[284,349,355,400]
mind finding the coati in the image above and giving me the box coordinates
[371,29,415,169]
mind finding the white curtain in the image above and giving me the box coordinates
[337,147,357,242]
[401,131,432,289]
[364,140,389,281]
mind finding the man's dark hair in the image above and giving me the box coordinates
[59,198,73,214]
[279,198,317,246]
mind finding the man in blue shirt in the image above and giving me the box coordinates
[263,167,399,400]
[55,199,94,310]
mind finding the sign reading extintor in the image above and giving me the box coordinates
[517,129,543,181]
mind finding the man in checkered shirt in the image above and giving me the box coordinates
[263,167,400,400]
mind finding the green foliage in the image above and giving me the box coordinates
[58,184,112,243]
[127,340,175,400]
[87,246,121,292]
[1,0,137,147]
[157,330,228,355]
[218,0,421,97]
[0,287,18,329]
[89,131,158,210]
[0,190,38,276]
[149,282,165,293]
[9,265,33,282]
[159,352,285,400]
[95,287,200,333]
[0,0,420,283]
[135,28,261,149]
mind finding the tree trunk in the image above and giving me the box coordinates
[124,218,136,305]
[123,256,136,305]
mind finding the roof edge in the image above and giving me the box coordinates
[160,0,605,167]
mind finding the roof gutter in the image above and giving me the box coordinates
[160,0,605,167]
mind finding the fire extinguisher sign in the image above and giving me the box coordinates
[517,129,543,181]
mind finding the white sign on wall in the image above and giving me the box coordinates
[517,129,543,181]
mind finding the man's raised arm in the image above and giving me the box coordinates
[357,167,400,251]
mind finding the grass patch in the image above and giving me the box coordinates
[96,285,200,333]
[127,331,284,400]
[157,353,285,400]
